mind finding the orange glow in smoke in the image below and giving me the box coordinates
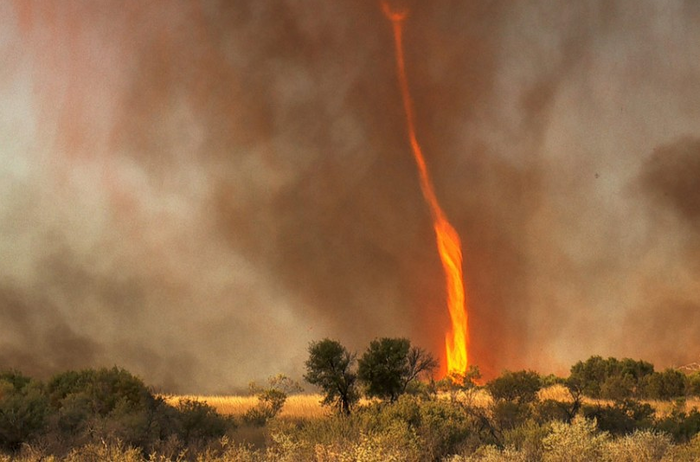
[382,2,469,376]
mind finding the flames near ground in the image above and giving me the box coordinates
[1,1,700,392]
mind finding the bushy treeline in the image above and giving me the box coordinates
[569,356,700,400]
[0,367,232,456]
[304,338,700,418]
[4,349,700,461]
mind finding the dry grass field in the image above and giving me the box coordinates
[165,385,700,421]
[538,384,700,418]
[163,393,330,419]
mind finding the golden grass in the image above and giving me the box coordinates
[538,384,571,402]
[646,397,700,418]
[537,384,700,418]
[164,393,330,419]
[165,386,700,421]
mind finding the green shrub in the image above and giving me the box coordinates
[542,416,608,462]
[664,432,700,460]
[357,338,437,403]
[491,401,531,432]
[601,430,671,462]
[641,369,688,400]
[417,398,473,459]
[46,370,97,409]
[486,370,542,405]
[304,338,359,415]
[569,357,654,399]
[244,374,301,426]
[600,374,636,401]
[0,373,49,451]
[174,399,230,444]
[687,372,700,396]
[55,392,93,435]
[503,420,550,461]
[655,409,700,443]
[582,400,654,436]
[534,399,573,424]
[452,445,526,462]
[61,440,142,462]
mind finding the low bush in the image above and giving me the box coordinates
[655,408,700,443]
[542,416,608,462]
[582,399,654,436]
[601,430,671,462]
[486,370,542,405]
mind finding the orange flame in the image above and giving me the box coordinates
[382,2,469,375]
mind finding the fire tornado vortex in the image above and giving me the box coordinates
[381,2,469,376]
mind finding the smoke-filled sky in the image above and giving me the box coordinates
[1,0,700,393]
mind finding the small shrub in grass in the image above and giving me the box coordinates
[486,370,542,405]
[542,416,608,462]
[308,425,421,462]
[276,411,361,448]
[349,421,421,462]
[174,399,230,445]
[100,399,155,450]
[601,430,671,462]
[491,401,531,432]
[569,356,655,399]
[417,398,473,459]
[687,372,700,396]
[534,399,572,424]
[244,374,301,426]
[582,399,654,436]
[354,395,422,434]
[503,420,550,461]
[59,367,155,417]
[664,432,700,461]
[655,408,700,443]
[61,440,142,462]
[448,445,526,462]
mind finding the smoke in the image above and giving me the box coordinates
[1,0,700,391]
[627,137,700,366]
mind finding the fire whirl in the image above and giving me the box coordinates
[381,2,469,376]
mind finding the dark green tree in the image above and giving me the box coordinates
[357,337,438,402]
[688,371,700,396]
[0,371,49,451]
[486,370,542,405]
[642,369,688,400]
[174,399,230,443]
[304,339,359,415]
[569,356,655,399]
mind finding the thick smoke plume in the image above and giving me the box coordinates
[1,1,700,392]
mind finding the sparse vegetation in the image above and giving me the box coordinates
[3,352,700,460]
[244,374,302,426]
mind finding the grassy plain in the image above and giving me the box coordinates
[166,385,700,420]
[164,393,329,419]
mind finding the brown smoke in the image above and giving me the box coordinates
[1,1,699,392]
[627,137,700,367]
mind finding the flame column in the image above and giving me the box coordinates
[382,2,470,375]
